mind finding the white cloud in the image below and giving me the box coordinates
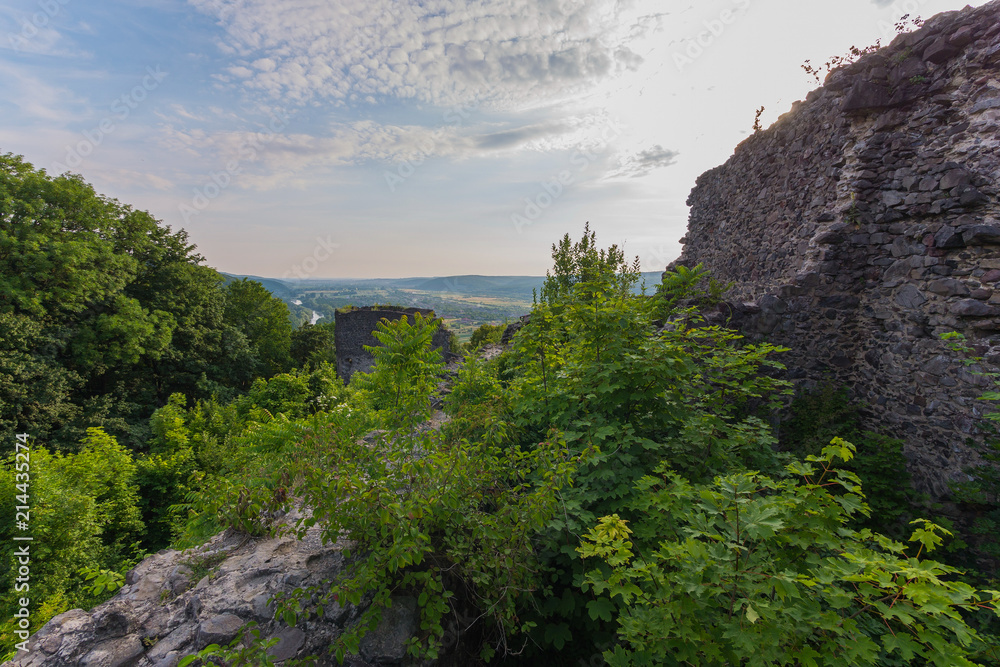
[0,61,84,122]
[189,0,656,110]
[153,106,632,192]
[608,144,679,179]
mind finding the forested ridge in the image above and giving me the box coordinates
[1,154,999,665]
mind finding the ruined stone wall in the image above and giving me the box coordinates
[673,1,1000,496]
[334,306,452,384]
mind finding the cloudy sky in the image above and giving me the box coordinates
[0,0,988,279]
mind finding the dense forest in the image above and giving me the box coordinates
[1,154,999,665]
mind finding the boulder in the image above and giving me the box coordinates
[1,509,437,666]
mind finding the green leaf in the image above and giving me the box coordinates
[543,623,573,650]
[587,598,615,622]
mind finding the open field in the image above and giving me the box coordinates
[226,272,662,341]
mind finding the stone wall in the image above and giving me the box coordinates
[334,306,452,384]
[672,1,1000,497]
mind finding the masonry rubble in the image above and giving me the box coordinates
[670,1,1000,497]
[334,306,453,385]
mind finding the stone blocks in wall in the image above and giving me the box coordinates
[672,0,1000,497]
[334,306,452,384]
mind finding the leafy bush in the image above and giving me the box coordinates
[352,312,444,433]
[290,320,336,368]
[579,440,1000,667]
[471,227,790,658]
[780,384,920,539]
[0,430,145,659]
[467,323,506,351]
[258,314,579,663]
[284,425,579,662]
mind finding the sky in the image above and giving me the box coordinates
[0,0,990,279]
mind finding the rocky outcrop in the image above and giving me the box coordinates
[3,511,424,667]
[672,1,1000,497]
[335,307,453,384]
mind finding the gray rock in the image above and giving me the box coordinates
[918,176,939,192]
[890,237,924,257]
[881,191,905,207]
[2,508,424,667]
[962,225,1000,245]
[889,57,928,86]
[895,284,927,309]
[948,25,976,47]
[79,636,143,667]
[359,597,419,664]
[813,230,846,244]
[252,593,276,620]
[933,226,964,248]
[926,279,970,297]
[959,187,988,207]
[91,608,131,639]
[196,614,246,649]
[267,627,306,663]
[951,299,999,317]
[940,169,972,190]
[971,97,1000,113]
[146,625,195,662]
[923,37,961,63]
[922,356,952,376]
[842,81,893,111]
[758,294,787,314]
[167,565,194,595]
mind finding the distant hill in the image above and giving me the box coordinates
[220,271,664,338]
[402,275,546,300]
[223,272,663,302]
[220,273,295,298]
[402,273,663,299]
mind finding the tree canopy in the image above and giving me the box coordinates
[0,152,292,450]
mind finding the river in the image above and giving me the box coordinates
[291,299,324,325]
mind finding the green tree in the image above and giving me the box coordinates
[290,320,336,368]
[0,430,145,658]
[0,312,81,442]
[579,440,1000,666]
[353,312,445,433]
[467,323,505,351]
[0,153,262,450]
[223,278,293,378]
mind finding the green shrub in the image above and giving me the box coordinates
[780,384,920,539]
[579,440,1000,667]
[0,430,145,659]
[467,323,505,351]
[353,312,444,433]
[283,422,579,663]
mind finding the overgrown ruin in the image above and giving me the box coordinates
[671,1,1000,496]
[334,306,453,384]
